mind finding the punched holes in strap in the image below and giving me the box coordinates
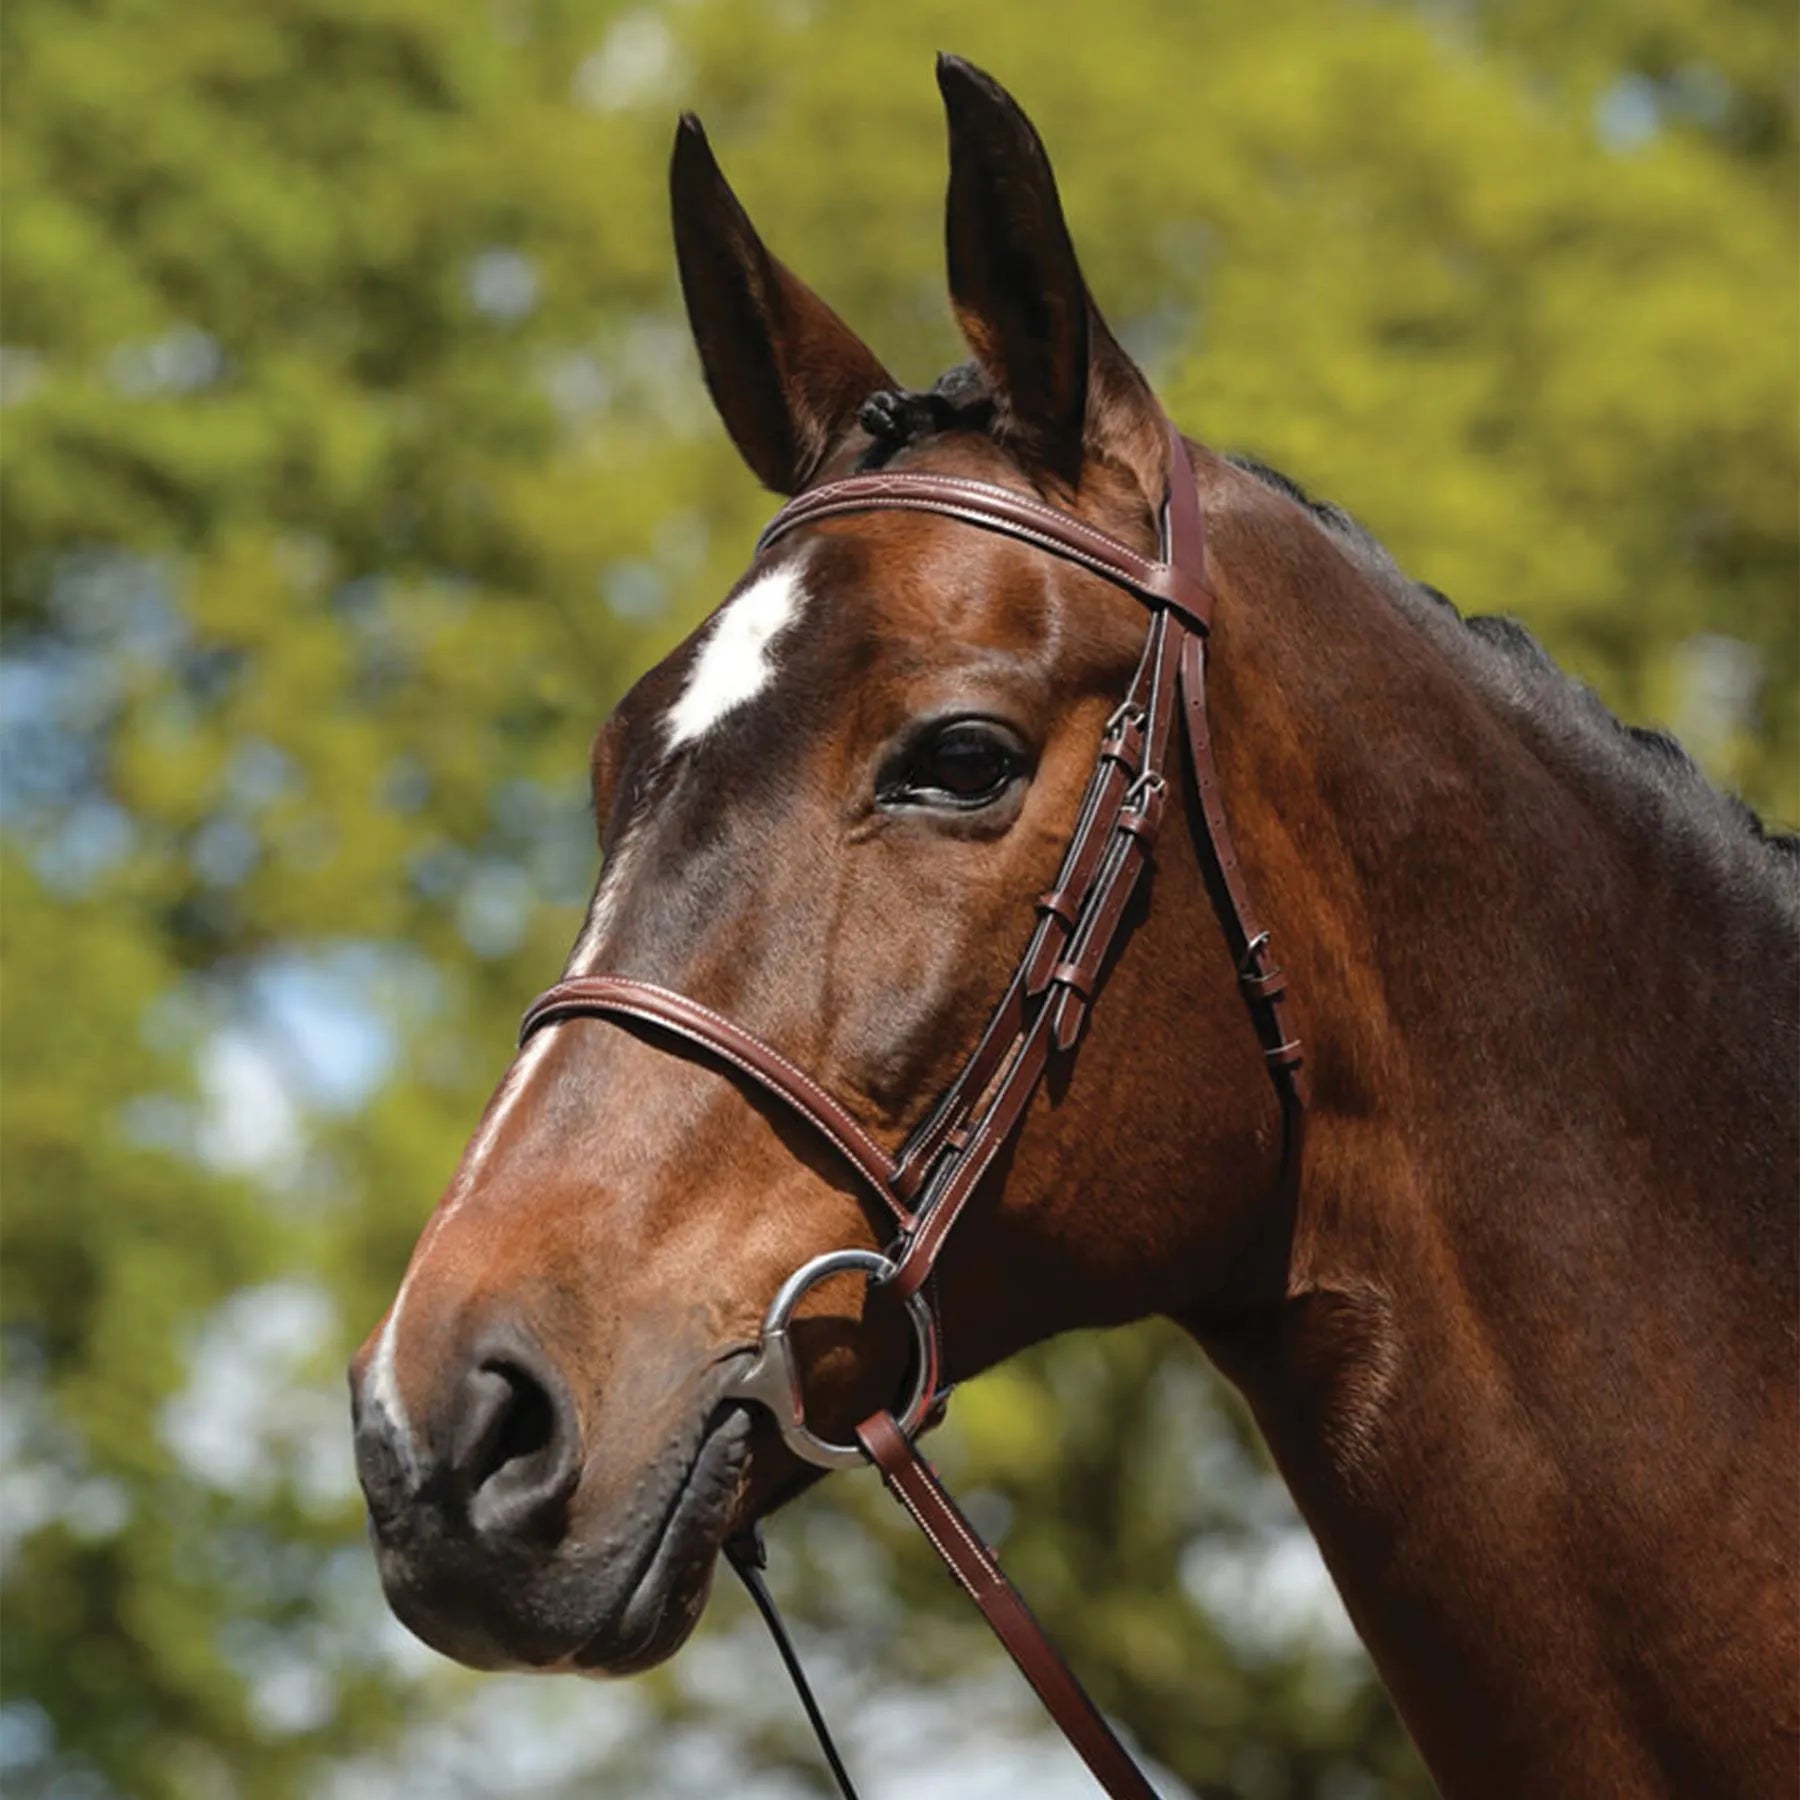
[1035,773,1162,935]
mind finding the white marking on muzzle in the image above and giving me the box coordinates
[663,558,808,751]
[364,1030,560,1469]
[364,1289,413,1460]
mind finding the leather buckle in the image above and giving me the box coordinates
[1235,931,1281,994]
[1103,699,1146,739]
[1124,770,1167,811]
[1119,771,1168,839]
[1100,702,1146,768]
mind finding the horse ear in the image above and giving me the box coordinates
[671,115,895,495]
[936,55,1168,504]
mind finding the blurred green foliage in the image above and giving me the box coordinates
[2,1,1793,1796]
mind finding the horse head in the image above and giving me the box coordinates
[348,58,1291,1677]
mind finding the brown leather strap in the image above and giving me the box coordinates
[891,1005,1057,1298]
[893,654,1159,1200]
[1174,633,1311,1119]
[519,976,910,1227]
[892,974,1026,1201]
[890,600,1183,1276]
[760,466,1214,635]
[856,1411,1160,1800]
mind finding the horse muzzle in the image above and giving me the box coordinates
[349,1314,754,1674]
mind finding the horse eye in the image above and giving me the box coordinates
[887,722,1023,809]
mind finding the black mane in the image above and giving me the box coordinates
[1224,454,1800,876]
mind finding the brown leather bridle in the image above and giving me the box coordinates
[519,418,1307,1798]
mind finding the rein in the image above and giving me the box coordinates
[519,419,1307,1797]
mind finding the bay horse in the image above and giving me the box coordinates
[350,57,1800,1798]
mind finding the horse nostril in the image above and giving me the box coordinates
[450,1354,581,1544]
[455,1365,552,1488]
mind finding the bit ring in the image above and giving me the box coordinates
[724,1249,939,1470]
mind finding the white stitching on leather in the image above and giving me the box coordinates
[767,493,1166,596]
[523,980,909,1220]
[886,1478,983,1604]
[877,1431,991,1575]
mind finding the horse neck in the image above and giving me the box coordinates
[1183,463,1799,1797]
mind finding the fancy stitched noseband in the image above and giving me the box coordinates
[519,418,1307,1799]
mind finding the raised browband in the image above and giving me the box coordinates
[758,463,1215,635]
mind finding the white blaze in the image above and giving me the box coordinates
[663,559,808,750]
[364,1289,413,1458]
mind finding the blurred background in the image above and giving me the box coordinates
[3,1,1794,1796]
